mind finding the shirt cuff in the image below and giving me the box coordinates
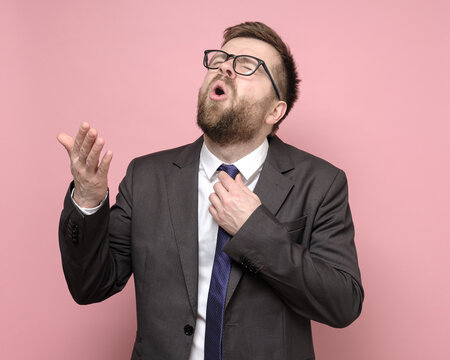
[70,188,108,215]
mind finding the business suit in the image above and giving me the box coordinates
[59,135,363,360]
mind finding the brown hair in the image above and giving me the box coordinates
[222,21,300,132]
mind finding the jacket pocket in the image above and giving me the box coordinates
[282,215,307,244]
[282,215,307,232]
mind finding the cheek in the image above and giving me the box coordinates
[199,80,208,95]
[236,78,268,100]
[200,71,216,92]
[235,78,253,97]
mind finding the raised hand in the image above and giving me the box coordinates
[57,122,113,208]
[209,172,261,236]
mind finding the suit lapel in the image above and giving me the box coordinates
[166,137,203,318]
[225,136,295,308]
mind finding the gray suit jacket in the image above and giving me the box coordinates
[59,135,363,360]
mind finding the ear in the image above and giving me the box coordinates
[265,100,287,127]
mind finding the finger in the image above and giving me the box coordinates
[72,122,90,157]
[78,128,98,163]
[235,174,250,192]
[235,173,244,185]
[209,205,219,222]
[218,171,236,191]
[85,137,104,173]
[209,192,222,212]
[213,181,228,201]
[57,133,74,156]
[97,150,113,176]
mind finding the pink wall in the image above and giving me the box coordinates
[1,0,449,358]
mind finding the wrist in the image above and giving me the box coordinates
[73,188,106,208]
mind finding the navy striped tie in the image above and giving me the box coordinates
[204,164,239,360]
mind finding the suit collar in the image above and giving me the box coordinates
[255,135,296,215]
[172,136,204,169]
[172,135,293,171]
[265,135,295,174]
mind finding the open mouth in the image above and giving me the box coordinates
[209,80,228,101]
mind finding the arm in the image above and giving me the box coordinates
[57,123,133,304]
[215,170,363,328]
[59,164,134,304]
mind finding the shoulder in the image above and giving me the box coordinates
[133,143,190,166]
[268,136,343,178]
[131,137,203,169]
[268,136,350,202]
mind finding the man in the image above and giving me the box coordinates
[58,22,363,360]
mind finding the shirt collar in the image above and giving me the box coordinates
[200,137,269,182]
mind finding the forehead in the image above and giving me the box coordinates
[221,37,281,69]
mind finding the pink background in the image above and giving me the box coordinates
[1,0,449,359]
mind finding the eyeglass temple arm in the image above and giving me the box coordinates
[262,63,281,100]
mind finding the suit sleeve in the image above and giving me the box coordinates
[58,160,135,305]
[223,169,364,328]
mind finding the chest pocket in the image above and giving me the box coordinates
[282,215,307,244]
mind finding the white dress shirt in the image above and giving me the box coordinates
[72,137,269,360]
[190,138,268,360]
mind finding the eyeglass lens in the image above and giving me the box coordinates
[206,51,259,75]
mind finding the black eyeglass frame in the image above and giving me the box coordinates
[203,49,281,100]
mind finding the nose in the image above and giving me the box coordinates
[218,58,237,79]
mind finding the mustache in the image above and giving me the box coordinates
[210,74,235,91]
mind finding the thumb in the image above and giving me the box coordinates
[57,133,74,156]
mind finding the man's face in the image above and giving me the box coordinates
[197,37,282,145]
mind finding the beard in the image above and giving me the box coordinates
[196,78,272,146]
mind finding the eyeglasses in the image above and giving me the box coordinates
[203,49,281,100]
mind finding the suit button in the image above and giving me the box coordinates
[71,225,79,242]
[184,324,194,336]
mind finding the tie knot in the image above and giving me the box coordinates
[218,164,239,179]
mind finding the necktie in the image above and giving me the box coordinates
[204,164,239,360]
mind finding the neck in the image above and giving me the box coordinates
[203,134,267,164]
